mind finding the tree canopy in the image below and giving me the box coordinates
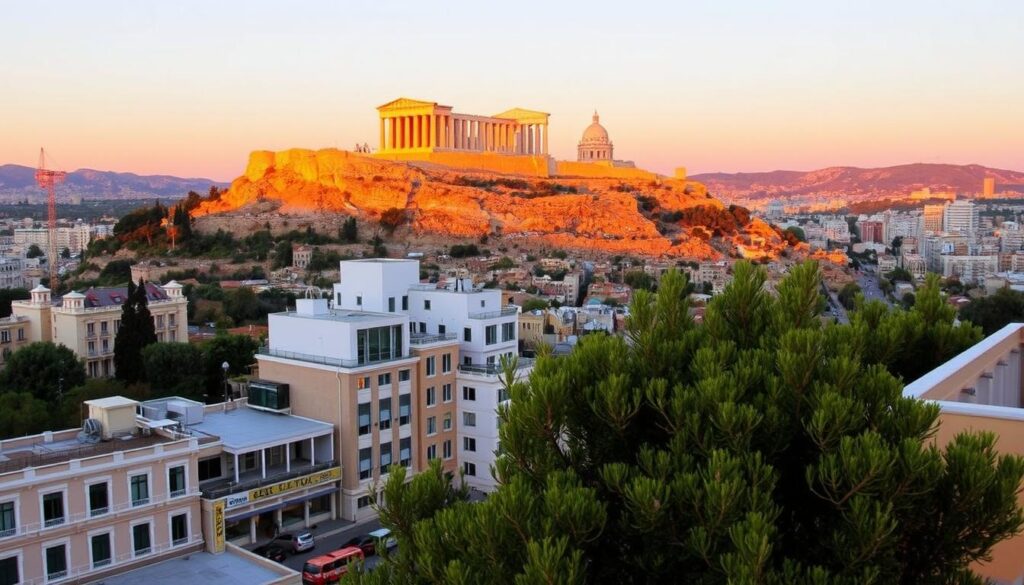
[0,342,85,403]
[354,261,1013,585]
[959,287,1024,335]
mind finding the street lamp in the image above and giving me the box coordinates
[221,361,230,402]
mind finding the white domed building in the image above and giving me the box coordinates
[577,111,613,161]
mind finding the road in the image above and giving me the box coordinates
[251,518,386,575]
[856,269,893,306]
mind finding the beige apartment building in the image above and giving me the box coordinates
[0,397,206,584]
[904,323,1024,584]
[0,316,30,368]
[11,281,187,378]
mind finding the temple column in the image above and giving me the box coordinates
[403,117,411,150]
[446,116,453,149]
[413,115,421,149]
[543,123,549,154]
[427,114,434,149]
[534,124,542,155]
[526,125,533,154]
[455,119,462,150]
[379,119,385,152]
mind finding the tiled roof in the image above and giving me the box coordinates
[58,283,170,308]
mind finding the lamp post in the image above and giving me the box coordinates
[221,361,230,402]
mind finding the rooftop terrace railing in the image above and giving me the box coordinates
[258,346,409,369]
[458,357,535,377]
[468,307,519,320]
[409,332,457,345]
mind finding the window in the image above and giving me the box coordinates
[45,543,67,581]
[502,322,515,342]
[357,496,373,509]
[426,387,436,407]
[443,440,453,460]
[359,447,373,480]
[424,299,431,310]
[463,462,476,476]
[443,413,452,431]
[485,325,497,345]
[378,372,392,386]
[16,329,24,341]
[379,397,392,431]
[388,297,396,312]
[426,356,436,376]
[427,416,436,435]
[168,465,187,498]
[356,295,362,306]
[399,394,411,426]
[358,402,372,435]
[114,319,121,332]
[0,555,18,585]
[357,376,370,390]
[398,369,410,382]
[0,502,14,537]
[310,494,331,514]
[442,353,452,373]
[463,412,477,427]
[480,300,486,308]
[442,383,453,403]
[380,442,392,470]
[401,296,408,310]
[100,322,108,334]
[336,293,342,306]
[91,532,112,568]
[419,322,426,333]
[464,437,476,452]
[169,314,176,327]
[463,327,472,342]
[426,444,437,460]
[130,474,150,506]
[86,322,95,337]
[438,324,446,335]
[42,491,64,528]
[463,386,476,401]
[399,438,412,467]
[171,513,188,546]
[0,331,8,344]
[356,325,403,365]
[88,482,109,516]
[463,356,472,365]
[132,522,152,556]
[198,457,222,481]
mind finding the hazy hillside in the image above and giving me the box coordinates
[692,163,1024,200]
[0,164,228,201]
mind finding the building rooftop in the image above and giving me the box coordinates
[274,307,398,323]
[54,282,174,308]
[0,432,175,476]
[99,549,295,585]
[84,396,139,409]
[142,399,333,453]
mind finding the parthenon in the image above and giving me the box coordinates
[377,98,550,155]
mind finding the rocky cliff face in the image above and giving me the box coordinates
[195,148,791,260]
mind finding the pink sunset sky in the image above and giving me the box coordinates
[1,0,1021,181]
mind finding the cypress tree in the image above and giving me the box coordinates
[354,261,1021,585]
[114,279,158,383]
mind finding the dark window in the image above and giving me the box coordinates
[388,297,395,312]
[463,386,476,401]
[399,369,410,382]
[463,462,476,476]
[168,466,186,497]
[42,492,64,527]
[0,502,14,537]
[424,299,431,310]
[399,394,411,426]
[485,325,497,345]
[91,533,112,567]
[380,442,392,469]
[442,353,452,373]
[399,438,412,467]
[198,457,222,481]
[359,447,372,480]
[502,322,515,342]
[438,324,446,334]
[171,513,188,545]
[426,356,436,376]
[401,296,408,310]
[88,483,109,516]
[463,327,472,342]
[358,402,372,435]
[130,474,149,506]
[133,523,151,555]
[45,544,66,580]
[464,437,476,452]
[0,555,18,585]
[378,372,392,386]
[379,397,392,431]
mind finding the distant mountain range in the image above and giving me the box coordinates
[0,164,228,201]
[691,163,1024,201]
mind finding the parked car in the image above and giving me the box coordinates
[251,544,288,563]
[342,534,377,556]
[274,531,316,553]
[369,528,397,553]
[302,547,364,585]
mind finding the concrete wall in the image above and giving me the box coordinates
[376,151,553,178]
[555,160,659,181]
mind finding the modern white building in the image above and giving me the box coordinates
[943,200,979,235]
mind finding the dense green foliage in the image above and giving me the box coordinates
[837,282,860,310]
[0,342,85,403]
[142,342,205,399]
[355,262,1009,585]
[114,279,158,384]
[959,288,1024,335]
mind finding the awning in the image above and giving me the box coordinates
[225,486,339,522]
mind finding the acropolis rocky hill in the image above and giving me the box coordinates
[194,148,797,261]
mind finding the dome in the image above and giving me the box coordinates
[580,111,609,143]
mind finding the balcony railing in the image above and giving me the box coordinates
[468,307,519,319]
[458,357,535,377]
[409,332,457,345]
[200,459,338,500]
[258,347,408,369]
[44,517,65,528]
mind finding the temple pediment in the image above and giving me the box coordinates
[377,97,448,111]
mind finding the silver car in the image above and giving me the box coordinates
[273,531,315,553]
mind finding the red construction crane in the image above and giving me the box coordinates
[35,148,66,289]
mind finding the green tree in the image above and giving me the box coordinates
[0,342,85,403]
[114,279,158,384]
[26,244,44,259]
[341,216,359,243]
[837,282,861,310]
[60,247,71,259]
[623,270,656,292]
[785,226,806,243]
[960,287,1024,335]
[353,262,1016,585]
[0,392,51,439]
[224,288,261,324]
[490,256,516,271]
[99,259,133,284]
[884,267,913,283]
[272,240,293,269]
[521,298,549,312]
[199,334,258,402]
[142,342,205,399]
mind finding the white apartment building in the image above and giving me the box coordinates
[821,218,851,243]
[943,200,979,235]
[0,258,29,290]
[940,255,998,285]
[14,225,92,256]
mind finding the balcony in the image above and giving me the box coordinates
[258,346,409,369]
[458,357,535,377]
[200,459,338,500]
[409,332,457,346]
[468,307,519,320]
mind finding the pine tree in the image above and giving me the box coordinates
[353,261,1022,585]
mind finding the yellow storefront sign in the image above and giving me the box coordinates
[213,499,226,552]
[224,467,342,510]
